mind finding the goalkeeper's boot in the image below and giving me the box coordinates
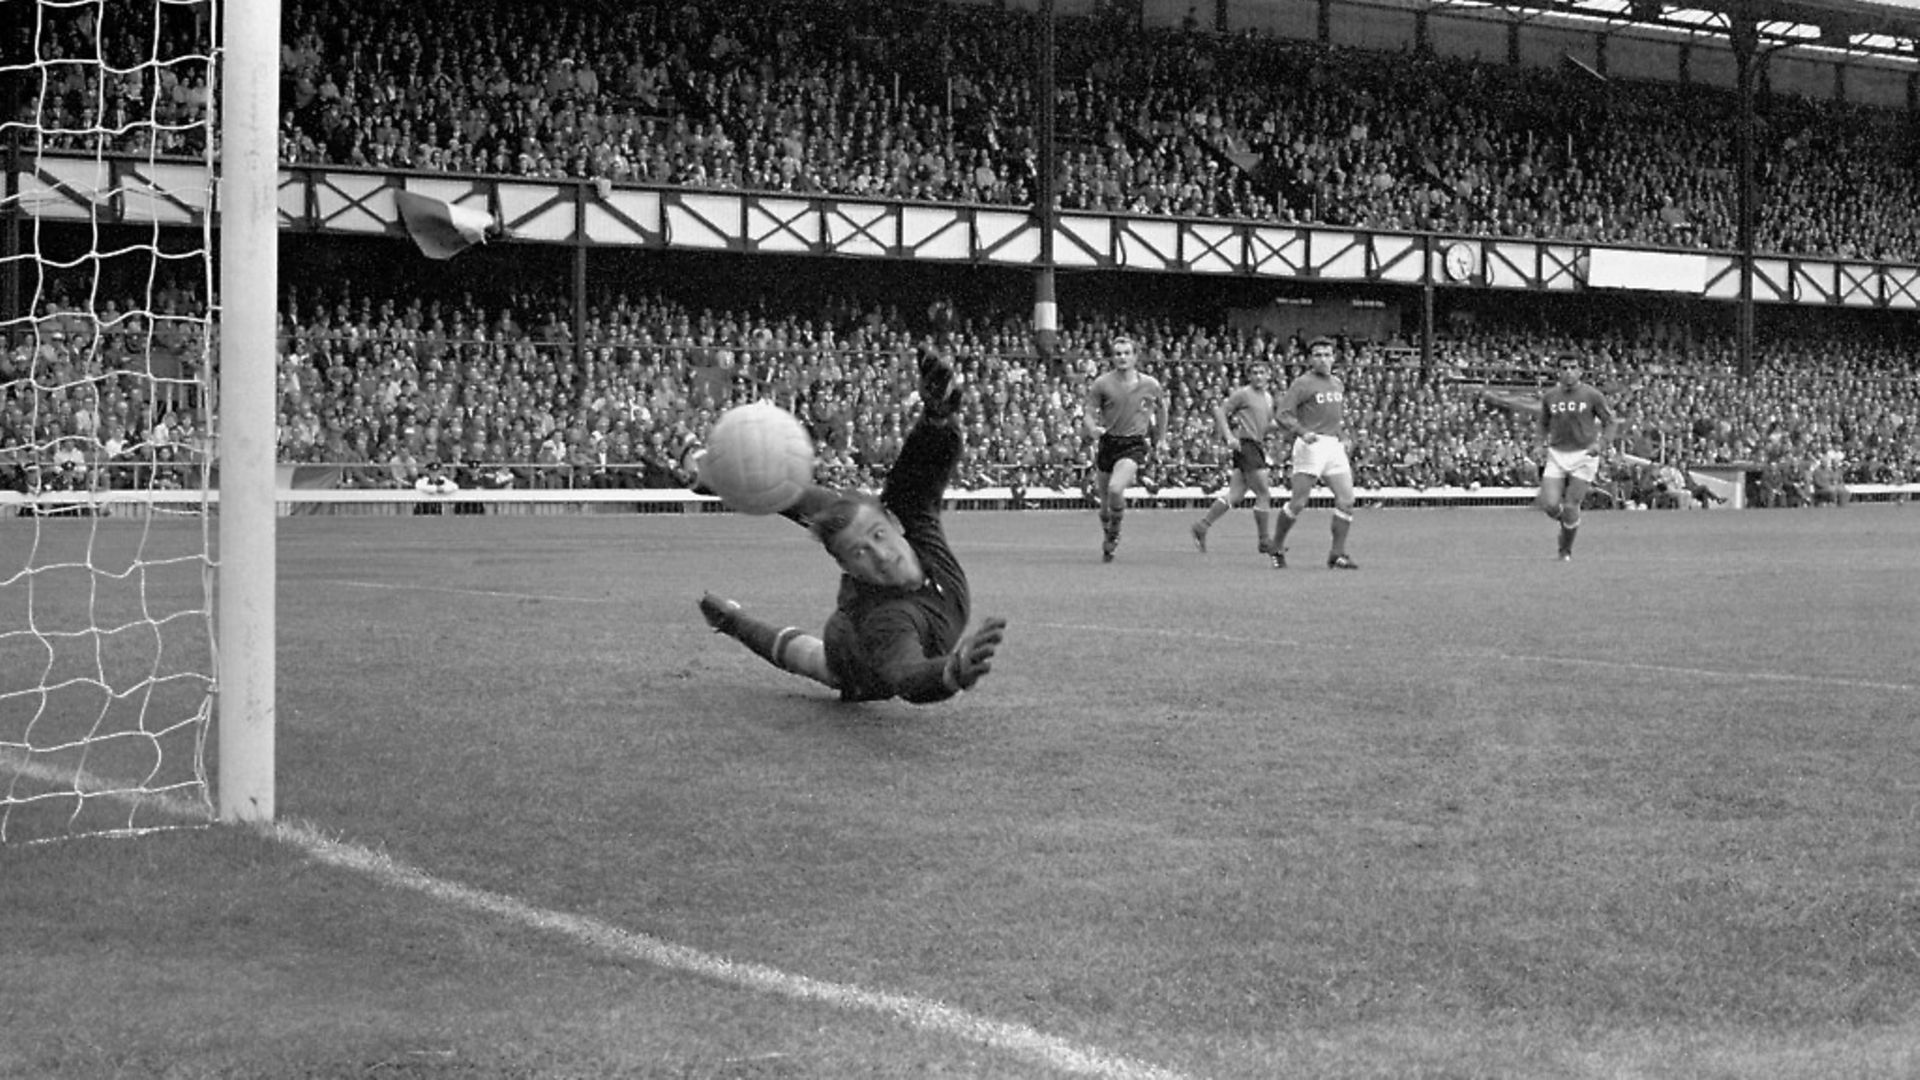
[698,593,744,635]
[917,348,963,420]
[1327,553,1359,571]
[1268,547,1287,569]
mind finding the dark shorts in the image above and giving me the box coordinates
[1231,438,1270,475]
[1095,434,1150,475]
[823,610,892,702]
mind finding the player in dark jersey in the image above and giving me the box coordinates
[1190,361,1278,557]
[1082,335,1167,563]
[1534,356,1616,561]
[698,350,1008,703]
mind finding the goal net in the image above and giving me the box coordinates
[2,0,277,842]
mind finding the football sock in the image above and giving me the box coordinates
[1330,508,1353,556]
[1559,510,1580,554]
[1201,498,1229,529]
[723,609,798,667]
[1254,508,1272,550]
[1269,505,1298,550]
[737,620,833,686]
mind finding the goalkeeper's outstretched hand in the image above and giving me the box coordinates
[918,347,962,421]
[945,616,1008,691]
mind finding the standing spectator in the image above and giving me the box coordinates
[1082,334,1167,563]
[1266,338,1361,570]
[413,459,459,515]
[1190,361,1279,559]
[51,439,91,493]
[1532,357,1616,561]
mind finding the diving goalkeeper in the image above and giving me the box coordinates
[698,349,1009,704]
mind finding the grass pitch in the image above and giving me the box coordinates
[4,503,1919,1079]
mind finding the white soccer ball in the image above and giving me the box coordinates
[698,401,816,515]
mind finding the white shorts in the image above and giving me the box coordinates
[1288,436,1352,480]
[1543,446,1601,483]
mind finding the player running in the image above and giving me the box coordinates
[1083,335,1167,563]
[1265,337,1359,570]
[1534,356,1616,561]
[1191,361,1279,558]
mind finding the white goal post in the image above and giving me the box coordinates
[1,0,278,842]
[217,0,280,824]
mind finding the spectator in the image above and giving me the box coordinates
[1809,450,1851,507]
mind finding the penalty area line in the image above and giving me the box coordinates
[268,818,1197,1080]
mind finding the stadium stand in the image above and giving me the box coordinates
[24,0,1920,261]
[8,0,1918,514]
[8,270,1915,512]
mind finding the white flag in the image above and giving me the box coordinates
[394,191,496,260]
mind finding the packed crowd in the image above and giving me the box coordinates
[6,281,1916,504]
[20,0,1920,264]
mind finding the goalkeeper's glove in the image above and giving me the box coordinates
[943,616,1008,692]
[918,348,963,421]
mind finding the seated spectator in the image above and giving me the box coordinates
[1650,462,1714,508]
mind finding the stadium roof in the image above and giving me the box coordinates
[1462,0,1920,63]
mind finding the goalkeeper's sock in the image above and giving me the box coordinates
[701,596,835,685]
[700,595,789,663]
[737,615,808,672]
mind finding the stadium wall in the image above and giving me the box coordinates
[7,485,1915,519]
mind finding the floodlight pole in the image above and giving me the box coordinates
[217,0,281,823]
[1732,14,1757,381]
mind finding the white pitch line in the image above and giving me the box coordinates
[272,818,1197,1080]
[1030,621,1920,694]
[5,751,1196,1080]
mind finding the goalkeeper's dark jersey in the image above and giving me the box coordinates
[824,418,971,704]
